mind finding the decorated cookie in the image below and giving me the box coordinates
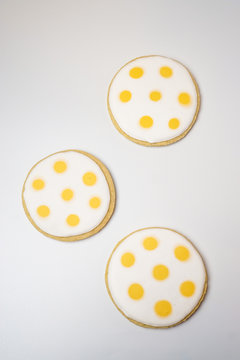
[107,55,200,146]
[22,150,115,241]
[105,227,207,328]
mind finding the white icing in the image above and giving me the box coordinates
[106,228,206,327]
[108,56,198,143]
[23,151,111,237]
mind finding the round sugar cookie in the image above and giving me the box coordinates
[105,227,207,328]
[22,150,115,241]
[107,55,200,146]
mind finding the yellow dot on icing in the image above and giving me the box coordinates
[61,188,74,201]
[178,92,191,105]
[121,253,135,267]
[66,214,80,226]
[160,66,173,78]
[139,116,153,128]
[89,197,101,209]
[149,91,162,101]
[153,265,169,281]
[168,118,180,129]
[54,161,67,173]
[37,205,50,217]
[143,237,158,250]
[129,67,144,79]
[180,281,196,297]
[32,179,45,190]
[174,246,190,261]
[154,300,172,317]
[119,90,132,102]
[128,283,144,300]
[83,172,97,186]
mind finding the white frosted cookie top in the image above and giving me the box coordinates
[22,151,114,239]
[108,56,199,145]
[106,228,207,327]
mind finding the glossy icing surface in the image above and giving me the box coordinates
[23,151,113,238]
[106,228,207,327]
[108,56,199,145]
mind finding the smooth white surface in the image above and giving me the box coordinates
[107,228,206,327]
[108,56,198,143]
[23,151,110,237]
[0,0,239,359]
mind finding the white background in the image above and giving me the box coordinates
[0,0,239,359]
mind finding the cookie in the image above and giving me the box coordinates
[107,55,200,146]
[105,227,207,328]
[22,150,115,241]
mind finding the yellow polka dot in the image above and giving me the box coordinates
[154,300,172,317]
[54,161,67,173]
[178,92,191,105]
[139,116,153,128]
[143,237,158,250]
[149,91,162,101]
[119,90,132,102]
[37,205,50,217]
[121,253,135,267]
[160,66,173,78]
[174,246,190,261]
[128,284,144,300]
[61,188,74,201]
[32,179,45,190]
[66,214,80,226]
[168,118,180,129]
[180,281,195,297]
[129,67,144,79]
[153,265,169,281]
[89,197,101,209]
[83,172,97,186]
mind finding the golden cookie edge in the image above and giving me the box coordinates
[107,55,201,147]
[105,226,208,328]
[22,149,116,242]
